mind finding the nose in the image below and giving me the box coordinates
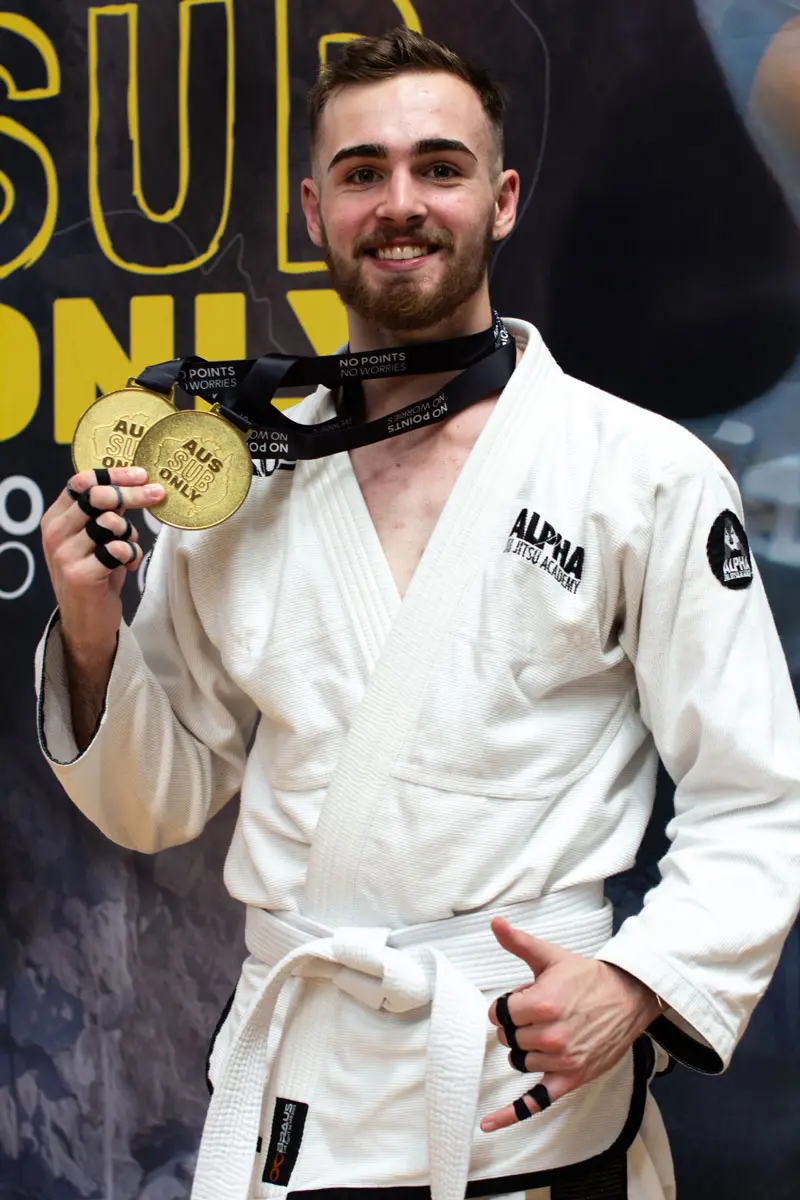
[374,166,427,227]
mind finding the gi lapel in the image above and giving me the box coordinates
[303,323,560,925]
[300,440,402,675]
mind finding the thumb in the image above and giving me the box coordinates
[491,916,570,975]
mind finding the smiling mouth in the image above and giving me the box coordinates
[365,244,441,261]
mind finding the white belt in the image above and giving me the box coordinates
[191,883,612,1200]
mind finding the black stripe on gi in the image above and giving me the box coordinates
[287,1035,654,1200]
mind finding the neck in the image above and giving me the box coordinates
[346,291,494,422]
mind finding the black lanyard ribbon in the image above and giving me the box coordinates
[135,313,516,461]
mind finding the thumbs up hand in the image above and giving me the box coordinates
[480,917,661,1133]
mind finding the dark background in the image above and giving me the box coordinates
[1,1,799,1196]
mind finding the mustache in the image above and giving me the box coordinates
[353,229,455,255]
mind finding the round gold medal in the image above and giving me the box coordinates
[71,383,176,474]
[133,408,252,529]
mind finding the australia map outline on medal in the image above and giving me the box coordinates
[158,433,233,507]
[135,411,253,529]
[91,408,165,468]
[71,389,176,474]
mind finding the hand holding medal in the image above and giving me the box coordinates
[70,377,252,530]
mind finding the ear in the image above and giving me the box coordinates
[301,177,324,249]
[492,168,520,242]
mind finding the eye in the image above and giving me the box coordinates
[346,166,381,185]
[426,162,460,180]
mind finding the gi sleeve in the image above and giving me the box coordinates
[597,447,800,1073]
[34,525,259,854]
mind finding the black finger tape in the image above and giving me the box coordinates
[94,468,111,486]
[513,1096,533,1122]
[85,517,132,547]
[66,482,81,501]
[77,490,104,519]
[495,993,512,1026]
[77,485,124,518]
[509,1046,528,1073]
[94,544,122,570]
[496,991,521,1053]
[528,1083,552,1111]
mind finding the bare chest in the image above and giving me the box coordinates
[348,406,494,598]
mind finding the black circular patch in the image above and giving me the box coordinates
[706,510,753,590]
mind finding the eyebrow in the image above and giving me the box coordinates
[327,137,477,173]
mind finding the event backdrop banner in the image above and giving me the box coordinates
[1,2,799,1197]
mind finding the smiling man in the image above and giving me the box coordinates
[36,27,800,1200]
[310,119,504,336]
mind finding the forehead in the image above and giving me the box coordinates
[316,71,494,162]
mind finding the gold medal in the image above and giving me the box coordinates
[71,381,176,474]
[133,406,252,529]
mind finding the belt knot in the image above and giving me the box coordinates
[309,926,431,1012]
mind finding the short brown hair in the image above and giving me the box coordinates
[307,27,506,165]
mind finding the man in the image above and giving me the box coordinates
[36,27,800,1200]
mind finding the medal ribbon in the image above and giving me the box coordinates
[134,313,516,462]
[244,341,516,461]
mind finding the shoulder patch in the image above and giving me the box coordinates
[706,510,753,590]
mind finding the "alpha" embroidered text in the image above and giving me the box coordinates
[504,508,584,594]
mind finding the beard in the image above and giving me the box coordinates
[321,213,496,333]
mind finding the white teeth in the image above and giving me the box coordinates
[375,245,429,260]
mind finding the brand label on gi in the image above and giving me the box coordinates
[262,1097,309,1186]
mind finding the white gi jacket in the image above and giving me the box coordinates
[36,321,800,1200]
